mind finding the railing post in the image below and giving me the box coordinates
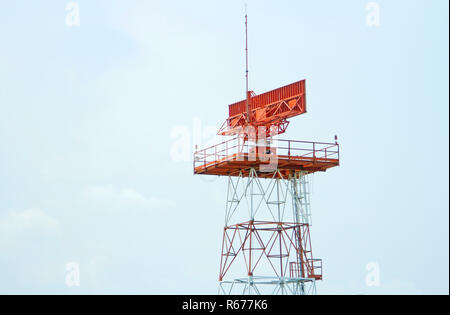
[226,140,228,158]
[288,140,291,158]
[313,142,316,160]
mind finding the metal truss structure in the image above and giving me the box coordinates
[217,169,321,295]
[193,14,340,296]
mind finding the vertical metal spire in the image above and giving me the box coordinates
[245,4,250,123]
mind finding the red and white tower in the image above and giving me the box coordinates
[193,14,339,295]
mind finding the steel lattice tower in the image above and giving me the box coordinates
[193,13,339,295]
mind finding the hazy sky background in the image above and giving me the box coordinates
[0,0,448,294]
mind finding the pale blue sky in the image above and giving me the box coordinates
[0,1,448,294]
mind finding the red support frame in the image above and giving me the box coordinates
[219,221,322,282]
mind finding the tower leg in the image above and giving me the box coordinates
[218,169,321,295]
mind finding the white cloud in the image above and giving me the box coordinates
[0,208,59,234]
[83,185,175,209]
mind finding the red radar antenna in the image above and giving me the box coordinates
[217,9,307,139]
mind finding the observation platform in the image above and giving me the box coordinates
[194,137,339,179]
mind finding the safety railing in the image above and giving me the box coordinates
[289,262,303,279]
[307,259,323,280]
[194,137,339,170]
[289,259,322,280]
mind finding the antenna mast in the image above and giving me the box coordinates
[245,5,250,123]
